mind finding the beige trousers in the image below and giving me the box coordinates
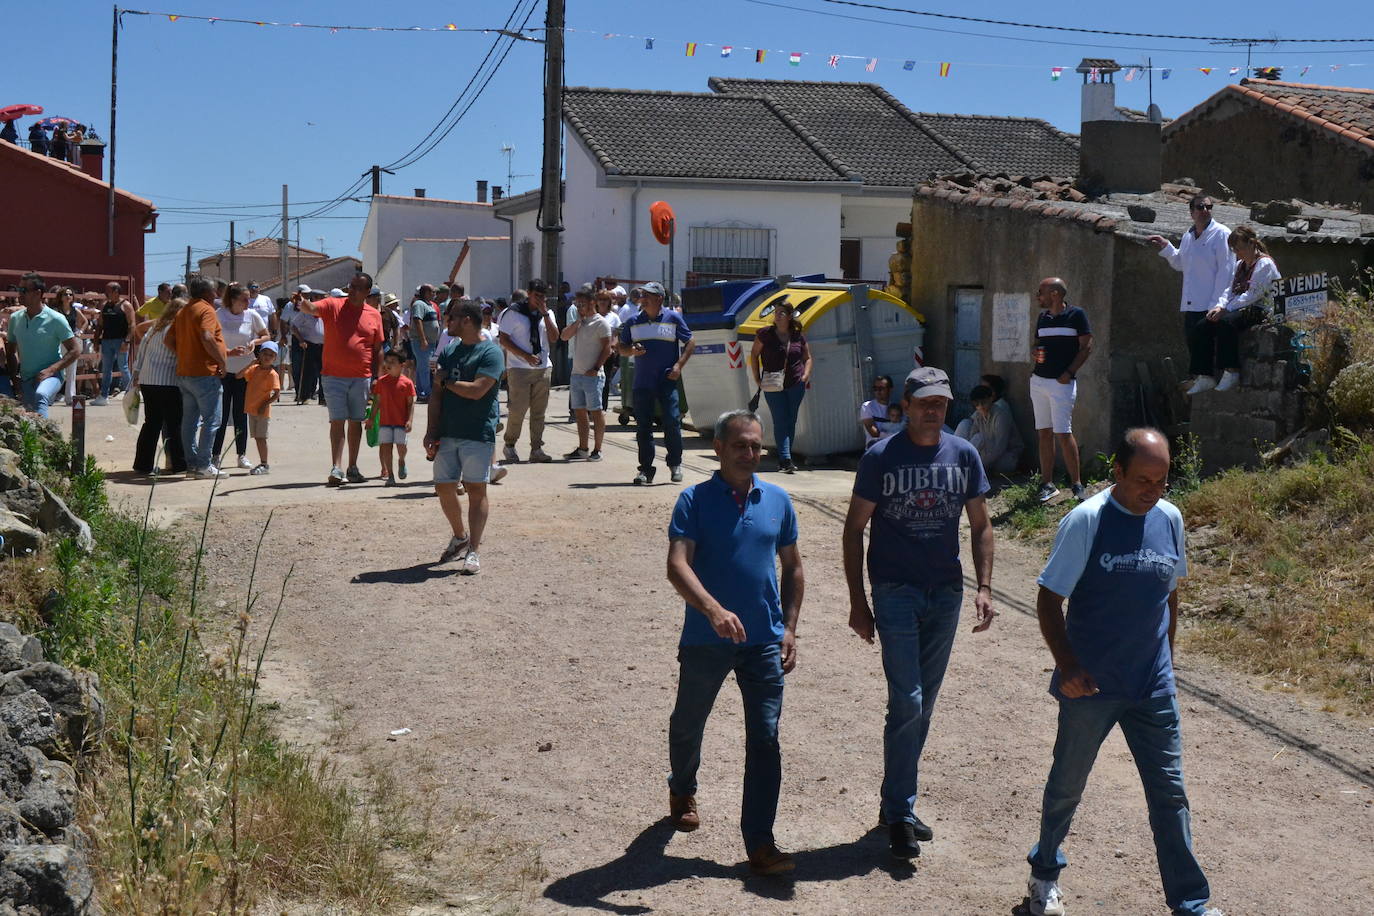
[504,366,550,450]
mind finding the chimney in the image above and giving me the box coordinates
[78,138,106,182]
[1074,58,1161,194]
[476,180,489,203]
[492,185,504,201]
[414,188,426,198]
[1077,58,1121,124]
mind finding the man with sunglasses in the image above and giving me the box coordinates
[6,273,79,418]
[1148,196,1232,365]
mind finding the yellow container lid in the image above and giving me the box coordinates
[737,285,921,336]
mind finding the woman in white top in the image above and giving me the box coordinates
[1187,225,1281,394]
[214,283,270,468]
[131,298,188,474]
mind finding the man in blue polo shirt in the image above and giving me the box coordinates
[664,408,803,876]
[618,281,694,485]
[6,273,79,418]
[1023,427,1222,916]
[842,366,997,860]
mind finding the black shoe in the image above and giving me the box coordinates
[888,821,921,859]
[645,466,657,483]
[877,810,934,842]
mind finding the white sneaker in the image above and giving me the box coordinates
[461,551,480,575]
[490,466,508,484]
[192,465,226,479]
[439,535,469,564]
[236,454,252,469]
[89,397,108,406]
[1027,877,1066,916]
[1186,376,1216,396]
[502,444,520,464]
[1215,370,1239,392]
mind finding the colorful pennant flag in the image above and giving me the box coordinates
[1228,67,1239,76]
[1050,66,1062,81]
[903,60,914,71]
[938,62,951,77]
[756,49,766,63]
[1301,65,1310,76]
[827,54,839,68]
[685,42,697,57]
[1089,66,1100,82]
[645,38,654,50]
[1331,64,1343,72]
[789,51,802,66]
[1125,67,1137,82]
[1199,67,1212,75]
[865,58,877,72]
[167,14,178,20]
[1162,68,1172,79]
[721,45,732,58]
[446,23,457,30]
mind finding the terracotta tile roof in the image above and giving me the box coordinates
[562,87,859,183]
[1166,79,1374,153]
[204,237,328,260]
[250,255,362,291]
[712,78,1080,183]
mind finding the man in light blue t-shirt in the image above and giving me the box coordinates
[842,366,996,861]
[6,273,79,418]
[1023,428,1222,916]
[664,409,802,877]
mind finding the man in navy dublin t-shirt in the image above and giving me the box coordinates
[842,366,997,860]
[1023,428,1221,916]
[617,281,694,485]
[1030,277,1093,504]
[664,408,803,876]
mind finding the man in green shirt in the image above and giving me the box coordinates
[425,298,505,575]
[6,272,79,418]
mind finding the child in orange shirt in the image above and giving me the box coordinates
[239,342,282,474]
[373,349,416,486]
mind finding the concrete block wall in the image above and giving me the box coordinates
[1190,324,1305,472]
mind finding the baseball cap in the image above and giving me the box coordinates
[296,284,312,294]
[248,282,260,289]
[368,286,382,297]
[259,340,279,355]
[904,366,953,400]
[481,302,493,313]
[641,281,665,297]
[612,285,627,298]
[329,288,345,297]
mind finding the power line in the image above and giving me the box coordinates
[815,0,1374,43]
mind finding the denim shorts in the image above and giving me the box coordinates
[433,438,494,484]
[569,373,604,410]
[378,424,407,445]
[321,376,368,421]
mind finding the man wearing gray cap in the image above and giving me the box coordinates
[841,366,997,861]
[616,281,694,484]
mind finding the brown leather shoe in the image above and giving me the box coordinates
[747,842,795,876]
[668,792,699,832]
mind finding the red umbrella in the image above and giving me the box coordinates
[0,104,43,123]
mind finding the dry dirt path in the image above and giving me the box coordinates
[59,395,1374,915]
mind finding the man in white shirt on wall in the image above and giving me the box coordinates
[1148,195,1231,358]
[246,282,279,339]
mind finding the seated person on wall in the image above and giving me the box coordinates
[1186,225,1281,396]
[955,384,1023,474]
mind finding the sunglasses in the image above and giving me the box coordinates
[1192,204,1213,211]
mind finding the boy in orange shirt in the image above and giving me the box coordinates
[239,341,282,474]
[373,349,416,486]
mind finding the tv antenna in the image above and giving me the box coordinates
[1211,34,1280,77]
[499,143,535,195]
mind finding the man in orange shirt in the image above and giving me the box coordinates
[165,276,229,478]
[297,273,385,486]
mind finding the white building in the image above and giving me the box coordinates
[360,193,510,299]
[497,78,1081,295]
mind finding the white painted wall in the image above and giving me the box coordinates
[454,238,512,301]
[374,239,463,306]
[841,197,913,283]
[359,197,504,273]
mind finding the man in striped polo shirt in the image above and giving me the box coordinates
[1030,278,1093,504]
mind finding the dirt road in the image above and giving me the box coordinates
[63,395,1374,915]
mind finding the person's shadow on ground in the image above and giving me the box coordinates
[542,820,915,913]
[351,562,460,585]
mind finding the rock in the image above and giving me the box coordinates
[1250,199,1302,226]
[0,665,103,757]
[0,626,43,677]
[0,800,24,846]
[17,748,77,836]
[0,732,34,799]
[1126,204,1157,222]
[0,692,58,755]
[1,844,95,915]
[0,483,43,527]
[36,488,92,555]
[0,508,42,556]
[0,449,27,493]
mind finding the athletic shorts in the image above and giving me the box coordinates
[1029,373,1077,434]
[569,373,604,411]
[247,414,270,438]
[379,424,407,445]
[433,438,494,485]
[321,376,368,422]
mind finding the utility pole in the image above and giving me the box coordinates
[538,0,565,289]
[294,218,301,290]
[280,185,289,300]
[364,164,394,196]
[107,4,119,258]
[228,221,236,281]
[185,245,191,283]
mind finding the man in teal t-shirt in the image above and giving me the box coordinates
[425,299,505,576]
[6,273,79,418]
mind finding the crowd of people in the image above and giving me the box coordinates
[0,118,91,166]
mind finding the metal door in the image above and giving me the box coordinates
[952,287,983,417]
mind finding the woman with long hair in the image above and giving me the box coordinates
[131,298,189,475]
[214,283,270,469]
[749,300,813,473]
[49,288,87,334]
[1187,225,1281,394]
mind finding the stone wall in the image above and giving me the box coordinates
[1189,324,1306,472]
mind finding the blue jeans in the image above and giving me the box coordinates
[668,642,784,850]
[20,375,63,418]
[179,375,223,471]
[763,384,806,461]
[873,580,963,825]
[100,337,129,397]
[632,379,682,472]
[1029,694,1211,916]
[413,342,431,398]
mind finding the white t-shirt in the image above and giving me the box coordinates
[859,398,893,445]
[616,302,638,324]
[497,306,552,370]
[216,307,268,374]
[249,294,275,324]
[601,310,622,334]
[572,314,612,375]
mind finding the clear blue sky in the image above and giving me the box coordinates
[9,0,1373,290]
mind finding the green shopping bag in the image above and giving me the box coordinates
[364,397,380,448]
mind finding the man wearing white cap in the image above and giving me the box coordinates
[841,366,997,861]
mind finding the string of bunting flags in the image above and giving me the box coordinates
[131,11,1374,81]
